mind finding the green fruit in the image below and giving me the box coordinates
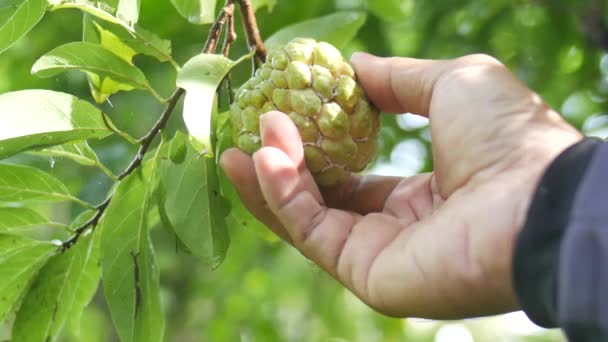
[230,38,380,187]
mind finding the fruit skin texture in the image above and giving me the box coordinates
[230,38,380,187]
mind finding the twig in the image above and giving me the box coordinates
[222,12,237,57]
[61,197,110,250]
[118,89,185,180]
[219,5,238,105]
[203,0,236,54]
[236,0,267,62]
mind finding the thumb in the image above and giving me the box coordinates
[350,52,448,116]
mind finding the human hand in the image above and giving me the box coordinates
[220,53,582,318]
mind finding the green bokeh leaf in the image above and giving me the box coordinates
[0,234,55,323]
[170,0,216,24]
[0,207,52,233]
[100,151,164,342]
[177,53,250,156]
[265,11,367,50]
[0,163,89,207]
[0,0,47,54]
[161,135,230,267]
[32,42,157,103]
[251,0,276,12]
[12,230,100,342]
[0,90,114,160]
[366,0,411,22]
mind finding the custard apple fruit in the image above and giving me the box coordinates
[230,38,380,187]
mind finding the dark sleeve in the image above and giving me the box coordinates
[513,137,608,341]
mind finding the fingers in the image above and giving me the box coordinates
[219,148,291,241]
[350,52,446,115]
[259,111,324,202]
[259,111,304,169]
[253,143,404,295]
[350,53,505,116]
[219,111,323,242]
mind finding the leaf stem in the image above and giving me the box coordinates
[95,160,119,182]
[69,196,96,210]
[147,85,169,103]
[101,113,139,145]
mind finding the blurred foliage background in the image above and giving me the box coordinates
[3,0,608,340]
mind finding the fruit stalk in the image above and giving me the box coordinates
[236,0,267,62]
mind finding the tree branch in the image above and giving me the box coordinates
[236,0,267,62]
[118,88,185,181]
[61,0,242,250]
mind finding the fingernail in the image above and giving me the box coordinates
[350,51,373,64]
[259,113,268,133]
[259,113,270,144]
[218,152,227,170]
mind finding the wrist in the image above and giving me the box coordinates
[512,121,583,231]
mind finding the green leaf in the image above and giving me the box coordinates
[176,52,251,156]
[0,0,47,54]
[0,89,114,160]
[83,15,136,63]
[64,2,174,65]
[12,230,100,342]
[161,136,230,267]
[265,11,367,50]
[82,15,173,102]
[0,163,91,208]
[99,150,165,342]
[170,0,216,24]
[0,207,55,233]
[83,16,172,64]
[32,42,161,103]
[0,234,55,323]
[251,0,276,12]
[116,0,139,25]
